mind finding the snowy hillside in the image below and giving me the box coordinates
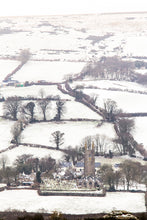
[0,12,147,165]
[0,13,147,215]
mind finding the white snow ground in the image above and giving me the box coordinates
[0,85,72,100]
[134,117,147,150]
[0,60,19,82]
[0,13,147,60]
[21,121,116,149]
[0,13,146,215]
[12,61,85,83]
[71,80,147,93]
[83,88,147,113]
[0,190,145,214]
[0,119,15,151]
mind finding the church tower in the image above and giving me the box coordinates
[84,142,95,177]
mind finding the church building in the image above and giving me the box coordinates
[84,142,95,177]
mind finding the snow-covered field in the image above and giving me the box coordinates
[21,121,116,148]
[0,98,101,121]
[0,85,72,100]
[0,119,15,151]
[52,100,102,120]
[0,13,147,60]
[0,12,147,216]
[0,13,146,161]
[34,99,102,121]
[83,88,147,113]
[0,145,64,166]
[71,80,147,93]
[0,60,19,82]
[0,190,145,214]
[12,61,85,83]
[134,117,147,150]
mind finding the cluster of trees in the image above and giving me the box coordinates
[103,99,121,122]
[51,131,65,150]
[0,154,57,186]
[18,49,31,64]
[80,55,147,86]
[0,154,146,192]
[98,160,147,191]
[81,56,135,81]
[3,95,66,144]
[114,118,136,156]
[65,146,84,165]
[73,87,121,123]
[81,134,113,157]
[136,74,147,85]
[3,94,66,123]
[81,118,135,158]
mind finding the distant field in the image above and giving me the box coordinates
[0,13,147,60]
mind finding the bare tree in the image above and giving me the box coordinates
[55,99,65,121]
[90,94,98,105]
[94,134,109,155]
[116,118,135,134]
[39,156,56,174]
[38,99,51,121]
[14,154,33,166]
[3,96,21,120]
[142,165,147,191]
[22,101,35,122]
[19,49,31,64]
[114,170,122,190]
[14,154,33,174]
[81,56,135,81]
[120,160,142,191]
[99,164,115,191]
[74,90,83,101]
[11,121,23,144]
[115,118,135,155]
[113,142,124,155]
[38,88,46,99]
[0,155,8,171]
[51,131,64,150]
[103,99,120,122]
[81,136,93,150]
[66,146,84,165]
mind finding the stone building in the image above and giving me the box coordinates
[84,142,95,177]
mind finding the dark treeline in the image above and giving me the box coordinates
[79,56,147,85]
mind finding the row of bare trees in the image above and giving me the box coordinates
[114,118,135,156]
[81,118,135,157]
[81,56,136,81]
[3,96,65,122]
[2,96,66,145]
